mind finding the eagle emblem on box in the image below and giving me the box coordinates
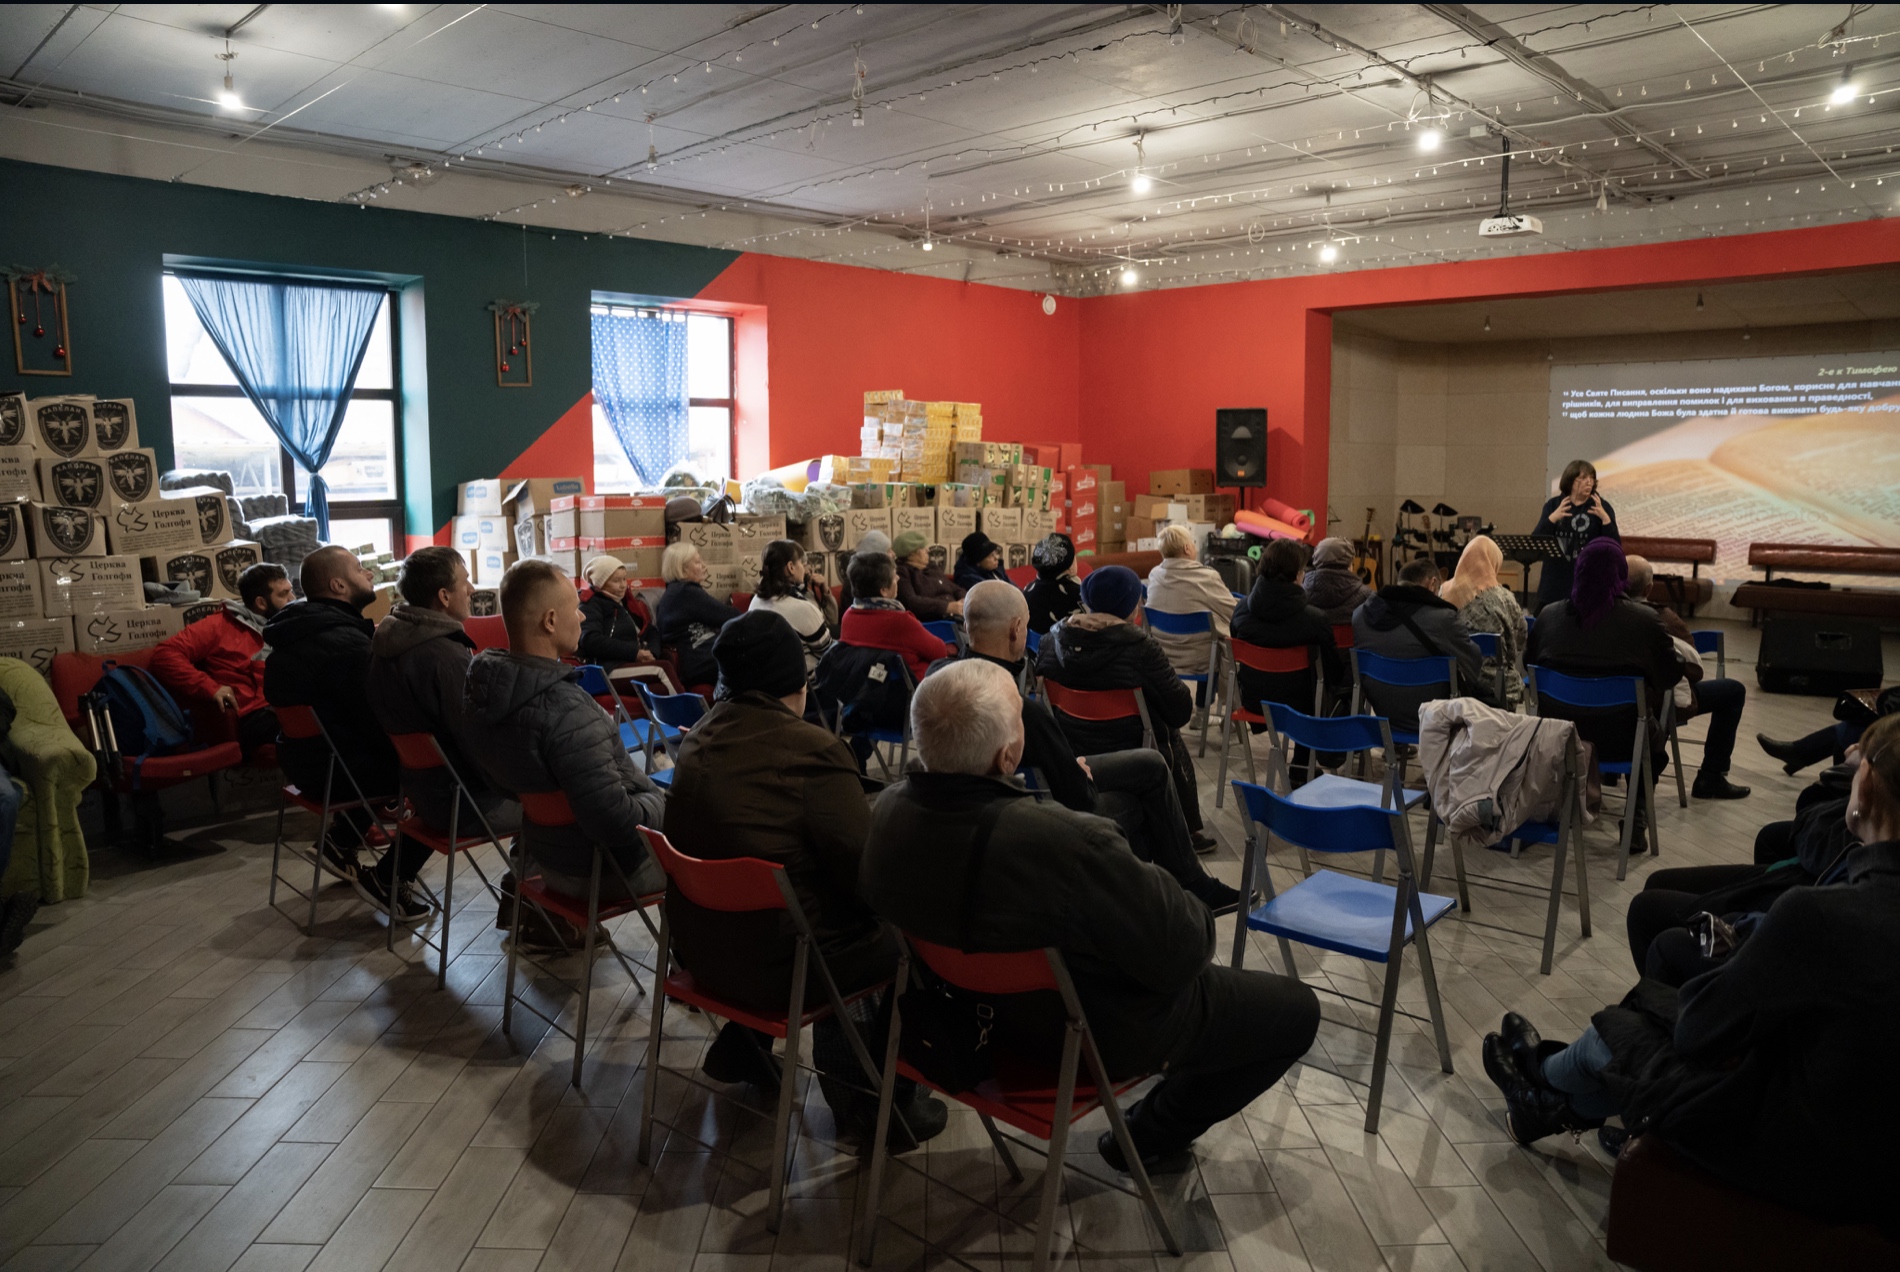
[0,506,16,557]
[52,460,103,508]
[216,545,258,593]
[195,494,226,544]
[35,402,89,457]
[108,453,154,502]
[92,402,132,450]
[816,513,845,552]
[0,395,23,446]
[42,506,96,555]
[166,553,214,595]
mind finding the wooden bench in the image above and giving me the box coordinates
[1607,1134,1897,1271]
[1730,543,1900,623]
[1621,536,1716,615]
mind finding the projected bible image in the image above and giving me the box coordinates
[1549,351,1900,581]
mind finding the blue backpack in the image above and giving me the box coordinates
[93,663,194,758]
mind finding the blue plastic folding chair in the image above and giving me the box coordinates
[1691,629,1726,679]
[1230,779,1456,1132]
[1024,628,1041,657]
[1467,631,1514,705]
[574,665,655,756]
[1490,723,1591,975]
[629,678,706,772]
[1527,667,1663,879]
[922,619,959,653]
[1349,649,1457,785]
[1143,606,1223,755]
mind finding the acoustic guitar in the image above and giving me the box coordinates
[1350,506,1384,587]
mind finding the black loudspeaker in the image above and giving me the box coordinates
[1757,617,1884,696]
[1215,408,1267,488]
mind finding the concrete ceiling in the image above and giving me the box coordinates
[5,4,1900,294]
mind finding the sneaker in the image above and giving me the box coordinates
[1190,832,1220,856]
[353,870,433,925]
[318,834,360,882]
[1096,1129,1195,1177]
[0,892,40,954]
[1189,877,1243,917]
[702,1022,782,1089]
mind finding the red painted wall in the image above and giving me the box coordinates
[1076,218,1900,516]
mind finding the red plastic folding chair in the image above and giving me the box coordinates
[637,827,899,1234]
[1214,638,1322,808]
[857,936,1182,1271]
[268,703,393,935]
[1041,681,1155,751]
[384,732,514,986]
[500,789,662,1088]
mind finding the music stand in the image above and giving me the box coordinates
[1492,534,1565,608]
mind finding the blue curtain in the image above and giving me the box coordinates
[592,309,688,486]
[176,273,385,538]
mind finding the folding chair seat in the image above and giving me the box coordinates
[385,731,514,986]
[1467,631,1517,705]
[501,789,662,1088]
[268,703,393,935]
[1214,638,1320,808]
[1230,780,1455,1132]
[1527,667,1663,879]
[858,937,1181,1272]
[627,677,705,771]
[1331,622,1355,649]
[922,618,959,650]
[1143,606,1223,755]
[638,828,894,1233]
[1042,681,1155,758]
[1350,649,1457,785]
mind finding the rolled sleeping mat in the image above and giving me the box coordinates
[1260,497,1313,532]
[756,457,820,492]
[1233,508,1308,541]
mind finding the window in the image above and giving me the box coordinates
[592,308,733,492]
[162,273,404,554]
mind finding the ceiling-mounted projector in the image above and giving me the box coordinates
[1479,214,1543,237]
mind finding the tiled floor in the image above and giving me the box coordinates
[0,618,1884,1271]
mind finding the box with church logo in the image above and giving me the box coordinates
[89,400,139,454]
[36,449,159,507]
[0,504,28,562]
[40,555,144,616]
[0,560,43,621]
[106,499,200,557]
[27,397,98,458]
[142,541,260,601]
[0,393,25,448]
[163,487,237,546]
[25,502,107,558]
[73,606,182,655]
[0,616,74,677]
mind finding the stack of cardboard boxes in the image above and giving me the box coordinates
[857,392,978,483]
[1128,469,1228,554]
[449,476,589,594]
[679,513,788,602]
[0,392,263,673]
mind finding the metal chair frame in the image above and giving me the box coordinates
[268,704,392,936]
[1230,779,1455,1133]
[825,651,918,779]
[384,732,513,987]
[628,676,705,770]
[1527,667,1663,879]
[1664,629,1728,803]
[1213,638,1323,808]
[636,828,901,1234]
[1042,680,1158,754]
[857,938,1181,1272]
[1349,649,1459,785]
[1142,605,1225,756]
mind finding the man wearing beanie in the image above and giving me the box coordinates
[1037,565,1212,847]
[892,529,965,621]
[661,610,948,1147]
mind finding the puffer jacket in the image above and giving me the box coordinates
[149,602,268,716]
[579,589,651,666]
[1142,555,1235,676]
[895,560,964,622]
[367,603,507,833]
[1025,573,1082,634]
[1303,565,1373,625]
[463,649,665,877]
[263,598,398,798]
[1352,585,1496,727]
[1417,699,1592,851]
[1230,577,1342,718]
[1035,611,1192,756]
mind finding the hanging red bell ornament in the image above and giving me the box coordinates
[53,344,66,360]
[500,361,510,373]
[509,344,518,356]
[33,326,44,339]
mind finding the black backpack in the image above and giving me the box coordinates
[812,644,912,735]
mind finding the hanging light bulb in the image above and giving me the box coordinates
[1418,128,1442,152]
[216,43,241,109]
[1120,267,1139,286]
[1131,133,1151,193]
[1830,67,1856,105]
[1319,243,1338,262]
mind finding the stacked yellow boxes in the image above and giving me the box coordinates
[856,392,978,485]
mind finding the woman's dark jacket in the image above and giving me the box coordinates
[1034,613,1192,756]
[1230,577,1343,718]
[579,590,651,666]
[895,560,965,622]
[656,579,740,688]
[1531,494,1620,608]
[1526,597,1681,762]
[954,558,1011,591]
[1025,575,1082,634]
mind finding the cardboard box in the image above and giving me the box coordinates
[1150,468,1216,496]
[143,548,240,600]
[1070,522,1099,553]
[0,560,42,621]
[548,507,579,540]
[680,521,733,564]
[932,483,976,509]
[37,457,107,508]
[734,513,789,539]
[164,488,236,546]
[842,508,890,550]
[0,446,35,502]
[1064,466,1100,500]
[1102,480,1126,510]
[361,582,399,625]
[0,393,25,448]
[41,555,143,615]
[106,449,159,503]
[924,544,949,574]
[469,588,500,617]
[30,398,96,458]
[0,616,73,676]
[576,495,667,541]
[25,503,106,557]
[891,507,936,542]
[1132,493,1174,520]
[979,507,1023,542]
[457,479,506,517]
[704,564,740,604]
[937,505,976,544]
[1002,542,1033,571]
[475,548,518,587]
[1105,501,1128,541]
[593,546,664,585]
[1182,493,1236,524]
[796,514,848,554]
[107,498,201,557]
[0,504,27,562]
[452,514,514,553]
[503,477,586,521]
[72,606,182,655]
[514,514,548,558]
[89,400,139,453]
[1021,508,1056,543]
[209,542,262,595]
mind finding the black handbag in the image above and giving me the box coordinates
[896,801,1008,1093]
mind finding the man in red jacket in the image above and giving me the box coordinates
[838,551,952,683]
[150,562,293,757]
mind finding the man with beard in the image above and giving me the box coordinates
[152,562,294,758]
[265,546,424,922]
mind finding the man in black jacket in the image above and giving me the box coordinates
[863,660,1318,1175]
[264,546,413,912]
[954,581,1238,913]
[465,560,665,900]
[1351,558,1496,728]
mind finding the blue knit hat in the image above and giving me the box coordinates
[1079,565,1141,619]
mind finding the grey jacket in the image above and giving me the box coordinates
[464,649,664,878]
[1417,699,1592,852]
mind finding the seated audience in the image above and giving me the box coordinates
[579,555,658,669]
[1480,713,1900,1236]
[1036,565,1211,849]
[839,551,954,684]
[1624,554,1749,800]
[953,532,1011,591]
[0,689,30,954]
[1231,537,1343,726]
[953,581,1238,913]
[264,548,404,895]
[656,542,742,690]
[662,610,947,1144]
[367,546,528,919]
[748,539,837,675]
[1144,524,1235,679]
[1439,535,1527,708]
[151,561,293,757]
[466,561,666,902]
[1756,686,1893,775]
[835,529,890,612]
[1351,556,1497,730]
[1024,533,1082,634]
[893,530,964,621]
[861,659,1319,1175]
[1302,536,1373,624]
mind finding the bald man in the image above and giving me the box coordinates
[1625,555,1750,801]
[265,545,426,920]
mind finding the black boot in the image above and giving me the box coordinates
[1481,1034,1601,1146]
[1691,773,1751,800]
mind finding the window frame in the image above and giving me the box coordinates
[162,270,407,552]
[592,303,737,483]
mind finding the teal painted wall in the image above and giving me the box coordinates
[0,159,737,534]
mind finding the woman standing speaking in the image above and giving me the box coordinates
[1532,459,1620,610]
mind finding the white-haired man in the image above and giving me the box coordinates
[861,659,1319,1177]
[1625,554,1749,800]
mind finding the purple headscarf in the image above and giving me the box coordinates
[1571,538,1628,629]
